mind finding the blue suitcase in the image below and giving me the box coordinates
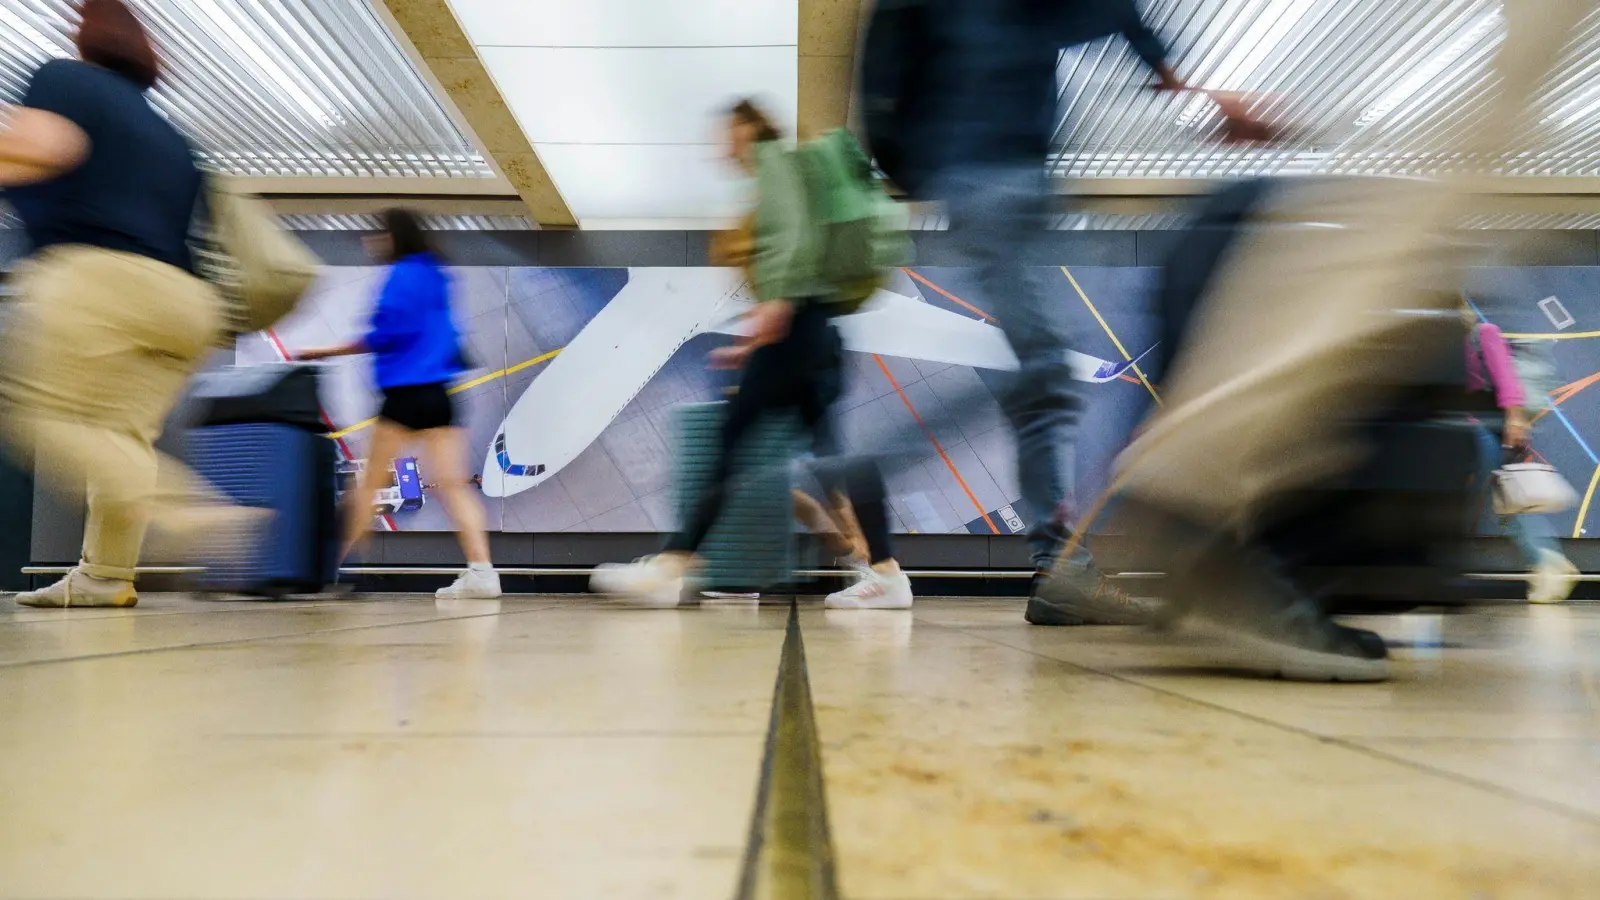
[673,403,803,594]
[185,423,340,597]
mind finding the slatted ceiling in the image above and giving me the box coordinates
[1051,0,1600,180]
[276,213,536,231]
[0,0,493,180]
[1461,213,1600,231]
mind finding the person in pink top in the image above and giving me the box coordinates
[1464,303,1577,603]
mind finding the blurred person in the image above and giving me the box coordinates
[1463,303,1578,604]
[711,212,871,570]
[1103,0,1587,681]
[592,99,911,609]
[882,0,1270,627]
[297,209,500,600]
[0,0,262,608]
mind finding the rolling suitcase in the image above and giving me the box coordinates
[183,364,339,597]
[672,402,803,595]
[185,423,340,597]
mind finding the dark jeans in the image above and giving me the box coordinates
[665,302,894,564]
[929,162,1085,570]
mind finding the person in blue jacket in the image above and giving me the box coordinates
[299,209,499,600]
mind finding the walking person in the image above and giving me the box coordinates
[1102,0,1588,681]
[297,209,500,600]
[0,0,262,608]
[869,0,1267,625]
[1463,306,1579,604]
[592,99,911,609]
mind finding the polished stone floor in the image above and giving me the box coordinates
[1,594,1596,899]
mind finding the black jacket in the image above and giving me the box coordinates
[928,0,1171,173]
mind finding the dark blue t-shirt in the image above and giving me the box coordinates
[6,59,201,273]
[926,0,1171,171]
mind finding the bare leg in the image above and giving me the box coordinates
[343,420,409,560]
[827,490,869,561]
[418,427,492,564]
[793,488,854,558]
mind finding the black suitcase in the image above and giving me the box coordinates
[183,365,340,597]
[1144,179,1478,612]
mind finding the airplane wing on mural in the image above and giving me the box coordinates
[834,290,1149,383]
[485,276,1153,499]
[481,269,746,499]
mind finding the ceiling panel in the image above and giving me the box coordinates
[486,47,797,145]
[1050,0,1600,180]
[451,0,799,226]
[447,0,796,49]
[534,143,747,223]
[0,0,494,180]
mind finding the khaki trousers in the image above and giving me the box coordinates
[0,246,224,582]
[1114,0,1589,538]
[1114,178,1459,536]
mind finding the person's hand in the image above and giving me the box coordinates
[1504,407,1532,450]
[1150,65,1187,93]
[746,299,794,348]
[295,347,330,362]
[706,300,793,372]
[709,343,756,370]
[1205,91,1285,145]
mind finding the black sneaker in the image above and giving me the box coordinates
[1026,567,1160,626]
[1176,538,1390,682]
[1111,495,1389,682]
[1184,597,1390,683]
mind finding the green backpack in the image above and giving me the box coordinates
[795,129,913,312]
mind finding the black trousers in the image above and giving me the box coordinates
[665,303,894,564]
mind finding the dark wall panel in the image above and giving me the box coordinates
[537,231,691,268]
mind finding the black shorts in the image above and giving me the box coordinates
[379,383,455,431]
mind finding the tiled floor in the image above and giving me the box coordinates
[0,595,786,900]
[2,594,1597,899]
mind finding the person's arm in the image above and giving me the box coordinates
[0,107,88,184]
[1106,0,1182,89]
[1478,324,1527,410]
[299,266,420,361]
[1110,1,1273,141]
[724,142,812,364]
[1477,324,1532,447]
[750,144,815,309]
[296,341,366,362]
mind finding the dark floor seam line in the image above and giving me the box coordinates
[0,604,567,670]
[735,601,841,900]
[928,619,1600,829]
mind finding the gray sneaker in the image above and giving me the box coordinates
[1026,567,1159,626]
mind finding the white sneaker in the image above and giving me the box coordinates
[436,566,502,600]
[1528,550,1579,604]
[590,556,685,608]
[825,567,914,610]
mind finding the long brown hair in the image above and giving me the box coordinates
[76,0,160,90]
[729,98,781,143]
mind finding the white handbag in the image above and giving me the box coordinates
[1493,462,1578,515]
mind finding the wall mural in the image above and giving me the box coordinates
[238,265,1600,538]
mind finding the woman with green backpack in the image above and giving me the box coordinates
[592,99,912,609]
